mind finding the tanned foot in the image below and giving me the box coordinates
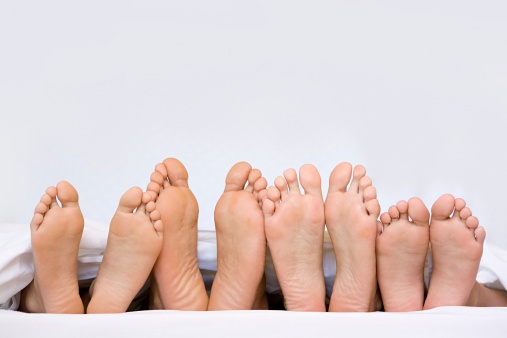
[20,181,84,313]
[86,187,163,313]
[376,198,430,311]
[262,164,326,312]
[208,162,268,310]
[148,158,208,311]
[424,194,486,309]
[325,163,380,312]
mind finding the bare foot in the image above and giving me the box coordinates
[149,158,208,311]
[208,162,268,310]
[424,194,486,309]
[263,164,326,312]
[376,198,430,311]
[20,181,84,313]
[86,187,163,313]
[325,163,380,312]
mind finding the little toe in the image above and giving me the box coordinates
[30,213,44,229]
[284,168,301,194]
[224,162,251,192]
[407,197,430,226]
[328,162,352,193]
[118,187,144,213]
[299,164,322,199]
[163,158,190,188]
[431,194,455,221]
[474,226,486,244]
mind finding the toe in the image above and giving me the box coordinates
[262,187,278,217]
[380,212,392,226]
[363,186,377,201]
[299,164,322,199]
[474,226,486,244]
[407,197,430,226]
[431,194,455,221]
[366,199,380,218]
[163,158,190,188]
[284,168,301,194]
[452,198,467,218]
[245,168,262,193]
[359,176,372,192]
[388,205,400,220]
[459,207,472,220]
[224,162,251,192]
[466,216,479,229]
[396,200,409,220]
[328,162,352,193]
[274,176,288,198]
[56,181,79,208]
[154,162,168,178]
[349,165,366,193]
[34,202,49,215]
[118,187,143,213]
[46,186,58,208]
[30,213,44,229]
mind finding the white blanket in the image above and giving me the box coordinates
[1,220,506,310]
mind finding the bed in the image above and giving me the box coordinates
[1,221,507,337]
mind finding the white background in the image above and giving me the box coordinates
[1,1,506,248]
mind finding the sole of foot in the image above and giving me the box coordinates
[424,194,485,309]
[263,164,326,312]
[209,162,268,310]
[148,158,208,311]
[86,187,163,313]
[377,198,430,311]
[21,181,85,314]
[325,163,380,312]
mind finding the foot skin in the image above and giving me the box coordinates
[208,162,268,310]
[376,198,430,312]
[263,164,326,312]
[424,194,486,309]
[148,158,208,311]
[21,181,85,314]
[325,163,380,312]
[86,187,163,313]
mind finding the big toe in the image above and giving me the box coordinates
[118,187,144,213]
[407,197,430,226]
[224,162,252,192]
[55,181,79,207]
[328,162,352,193]
[299,164,323,199]
[431,194,455,221]
[163,158,190,188]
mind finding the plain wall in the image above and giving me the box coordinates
[1,1,506,248]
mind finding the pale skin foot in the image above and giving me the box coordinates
[208,162,269,310]
[262,164,326,312]
[148,158,208,311]
[376,198,430,311]
[86,187,163,313]
[325,163,380,312]
[20,181,85,314]
[424,194,486,309]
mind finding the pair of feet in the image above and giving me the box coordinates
[21,158,207,313]
[378,194,485,311]
[209,162,486,312]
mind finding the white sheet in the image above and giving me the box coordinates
[2,307,507,338]
[1,220,506,310]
